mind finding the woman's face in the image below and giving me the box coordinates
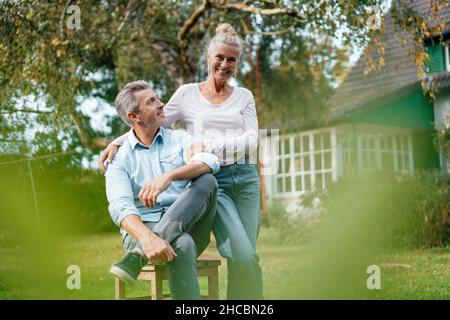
[208,43,240,82]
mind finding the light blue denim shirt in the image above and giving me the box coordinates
[105,127,219,230]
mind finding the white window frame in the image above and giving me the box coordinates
[272,128,337,198]
[445,43,450,72]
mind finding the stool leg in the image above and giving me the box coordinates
[115,277,125,300]
[150,272,164,300]
[207,268,219,300]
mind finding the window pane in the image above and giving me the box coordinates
[286,176,292,192]
[405,152,410,170]
[368,136,375,149]
[386,136,392,150]
[315,153,322,170]
[314,134,321,149]
[348,151,353,166]
[341,134,349,148]
[285,158,291,173]
[361,136,366,149]
[285,139,291,154]
[324,151,331,169]
[382,152,393,172]
[396,135,402,151]
[324,133,331,149]
[295,175,303,192]
[343,151,349,167]
[295,157,302,172]
[302,136,309,151]
[399,135,405,151]
[304,156,311,171]
[304,174,311,191]
[379,136,385,150]
[277,177,283,193]
[295,136,301,153]
[399,151,405,170]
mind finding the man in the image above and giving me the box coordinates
[105,80,219,300]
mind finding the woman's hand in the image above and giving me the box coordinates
[99,144,119,172]
[186,142,206,160]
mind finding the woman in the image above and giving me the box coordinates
[100,23,263,299]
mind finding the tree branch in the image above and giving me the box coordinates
[178,0,211,78]
[0,108,52,115]
[239,17,295,36]
[150,40,186,85]
[179,0,211,44]
[65,103,108,148]
[213,1,307,20]
[111,0,137,45]
[0,61,21,72]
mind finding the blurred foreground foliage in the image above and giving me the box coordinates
[268,170,449,249]
[0,156,114,248]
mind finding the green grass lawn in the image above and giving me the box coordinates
[0,228,448,299]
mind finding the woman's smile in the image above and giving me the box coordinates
[216,68,230,76]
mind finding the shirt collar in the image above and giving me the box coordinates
[128,127,165,150]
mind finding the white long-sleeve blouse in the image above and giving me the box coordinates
[113,83,259,166]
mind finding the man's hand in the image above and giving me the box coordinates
[140,233,177,265]
[139,173,173,208]
[99,144,119,172]
[186,142,206,161]
[120,215,177,265]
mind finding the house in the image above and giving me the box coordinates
[264,0,450,202]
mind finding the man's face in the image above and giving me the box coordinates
[130,88,165,128]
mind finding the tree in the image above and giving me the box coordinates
[0,0,447,158]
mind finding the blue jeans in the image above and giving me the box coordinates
[122,174,218,300]
[213,164,264,299]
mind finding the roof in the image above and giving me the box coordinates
[329,0,450,119]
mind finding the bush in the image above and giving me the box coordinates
[322,171,449,249]
[266,171,449,248]
[35,167,116,234]
[0,161,116,243]
[266,198,318,245]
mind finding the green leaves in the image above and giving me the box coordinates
[0,1,440,160]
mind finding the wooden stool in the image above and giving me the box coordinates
[114,257,221,300]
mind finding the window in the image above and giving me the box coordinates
[270,127,414,199]
[358,132,412,173]
[273,129,336,197]
[337,129,413,175]
[337,132,354,176]
[425,42,445,73]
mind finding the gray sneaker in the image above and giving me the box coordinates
[110,252,148,285]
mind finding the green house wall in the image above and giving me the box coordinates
[350,89,435,129]
[343,89,440,170]
[412,130,441,170]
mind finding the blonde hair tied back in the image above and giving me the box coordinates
[208,23,243,58]
[215,23,238,36]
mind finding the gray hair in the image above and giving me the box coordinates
[115,80,149,126]
[207,23,244,59]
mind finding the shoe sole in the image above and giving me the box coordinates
[110,266,137,285]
